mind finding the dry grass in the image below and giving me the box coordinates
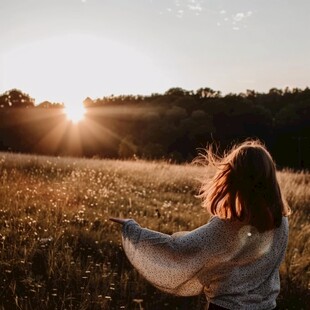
[0,152,308,309]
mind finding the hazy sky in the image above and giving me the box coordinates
[0,0,309,106]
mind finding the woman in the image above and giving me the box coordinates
[110,140,290,309]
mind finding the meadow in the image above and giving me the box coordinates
[0,152,309,309]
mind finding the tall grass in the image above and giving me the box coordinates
[0,152,308,309]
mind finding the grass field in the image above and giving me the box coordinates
[0,152,309,309]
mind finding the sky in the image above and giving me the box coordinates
[0,0,309,106]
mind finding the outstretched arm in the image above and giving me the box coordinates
[116,217,231,296]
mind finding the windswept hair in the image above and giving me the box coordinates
[197,140,290,232]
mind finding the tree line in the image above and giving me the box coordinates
[0,87,309,169]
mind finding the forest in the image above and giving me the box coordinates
[0,87,309,169]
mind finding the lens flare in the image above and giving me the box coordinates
[65,105,85,123]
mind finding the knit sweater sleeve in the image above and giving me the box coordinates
[121,217,232,296]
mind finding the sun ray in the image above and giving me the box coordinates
[34,114,70,154]
[63,122,84,156]
[32,109,85,156]
[21,104,158,158]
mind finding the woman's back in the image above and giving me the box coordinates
[200,217,289,309]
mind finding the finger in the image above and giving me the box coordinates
[109,217,124,224]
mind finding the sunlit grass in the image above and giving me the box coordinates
[0,152,308,309]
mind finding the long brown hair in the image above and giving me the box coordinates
[198,140,290,232]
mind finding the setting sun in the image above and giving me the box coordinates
[65,105,86,123]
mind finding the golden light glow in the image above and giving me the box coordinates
[65,105,86,123]
[2,34,168,105]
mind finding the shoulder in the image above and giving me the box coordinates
[275,216,289,245]
[208,216,243,233]
[199,216,242,246]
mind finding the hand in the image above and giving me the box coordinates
[109,217,131,225]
